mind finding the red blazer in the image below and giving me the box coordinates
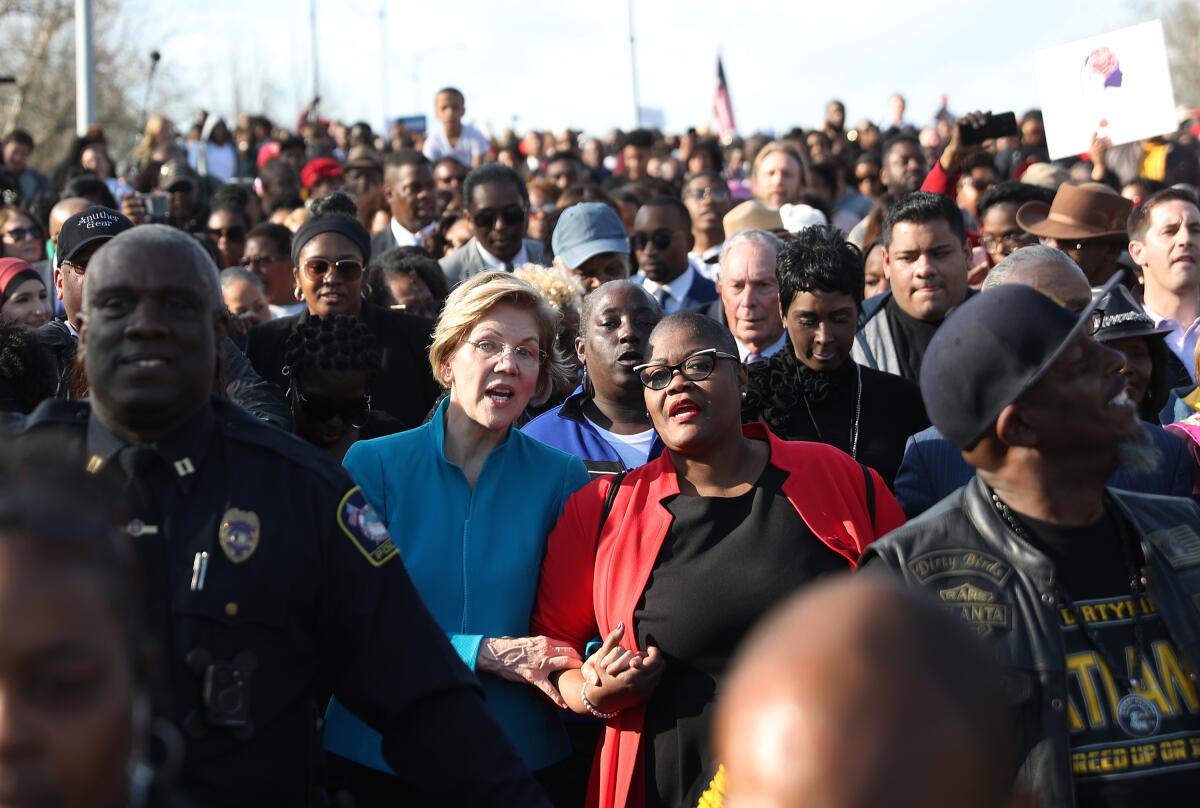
[530,423,906,808]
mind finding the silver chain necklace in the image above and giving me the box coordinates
[800,362,862,460]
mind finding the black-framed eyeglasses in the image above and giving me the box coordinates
[471,205,526,230]
[634,348,739,390]
[631,229,676,252]
[3,226,39,241]
[683,186,730,202]
[1087,306,1106,335]
[301,258,365,281]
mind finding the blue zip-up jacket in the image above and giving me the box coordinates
[522,387,665,478]
[323,397,590,772]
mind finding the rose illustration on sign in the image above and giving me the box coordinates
[1085,47,1123,88]
[1080,46,1125,133]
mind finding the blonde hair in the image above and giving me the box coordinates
[134,115,172,164]
[429,271,567,406]
[513,264,583,315]
[283,207,312,233]
[750,140,805,181]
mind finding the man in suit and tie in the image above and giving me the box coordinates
[440,163,548,287]
[633,196,718,315]
[370,149,437,258]
[712,229,787,364]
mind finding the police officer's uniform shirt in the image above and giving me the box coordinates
[1023,507,1200,806]
[20,396,540,807]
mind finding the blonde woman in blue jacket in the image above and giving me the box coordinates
[324,271,591,802]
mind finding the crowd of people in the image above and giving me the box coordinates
[2,83,1200,807]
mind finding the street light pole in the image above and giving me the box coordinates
[309,0,319,103]
[627,0,641,128]
[75,0,95,136]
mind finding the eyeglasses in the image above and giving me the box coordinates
[3,227,38,241]
[471,205,526,230]
[465,338,545,367]
[62,258,88,275]
[294,389,371,422]
[301,258,365,281]
[683,186,730,202]
[529,203,557,218]
[632,229,677,252]
[634,348,739,390]
[245,254,284,269]
[208,226,246,241]
[390,300,436,319]
[1087,306,1107,335]
[980,231,1037,252]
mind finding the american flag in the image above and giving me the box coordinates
[713,56,737,139]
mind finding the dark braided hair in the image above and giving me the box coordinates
[282,315,382,387]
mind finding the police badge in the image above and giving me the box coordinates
[218,508,261,564]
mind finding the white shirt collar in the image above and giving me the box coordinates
[65,319,79,338]
[390,218,434,248]
[475,239,528,270]
[735,331,787,362]
[640,265,695,310]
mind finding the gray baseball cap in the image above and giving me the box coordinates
[552,203,629,268]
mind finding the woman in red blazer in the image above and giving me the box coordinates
[532,311,906,808]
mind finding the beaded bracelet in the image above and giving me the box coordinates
[580,680,619,720]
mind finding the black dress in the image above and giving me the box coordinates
[743,347,929,488]
[634,461,848,807]
[245,303,441,430]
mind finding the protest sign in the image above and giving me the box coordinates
[1034,20,1177,160]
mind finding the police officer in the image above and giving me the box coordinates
[864,277,1200,806]
[17,225,549,807]
[36,205,291,429]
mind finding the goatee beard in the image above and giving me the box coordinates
[1117,423,1162,475]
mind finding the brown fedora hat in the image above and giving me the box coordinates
[1016,182,1132,241]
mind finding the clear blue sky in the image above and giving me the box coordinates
[131,0,1144,137]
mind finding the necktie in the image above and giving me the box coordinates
[654,287,670,309]
[116,446,171,645]
[502,262,513,272]
[745,352,762,365]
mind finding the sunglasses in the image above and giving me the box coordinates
[634,348,739,390]
[208,226,246,241]
[294,389,371,422]
[683,186,730,202]
[3,226,38,241]
[471,205,525,230]
[632,229,676,252]
[244,254,284,269]
[301,258,365,281]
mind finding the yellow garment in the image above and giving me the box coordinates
[697,764,727,808]
[1182,385,1200,413]
[1141,141,1168,181]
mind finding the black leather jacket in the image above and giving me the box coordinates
[862,476,1200,807]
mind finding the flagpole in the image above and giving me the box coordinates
[627,0,641,128]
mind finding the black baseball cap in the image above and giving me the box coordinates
[920,272,1123,450]
[56,206,134,267]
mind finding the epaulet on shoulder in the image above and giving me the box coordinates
[16,398,89,433]
[212,399,346,482]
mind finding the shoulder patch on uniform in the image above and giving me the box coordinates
[907,549,1012,586]
[1147,524,1200,570]
[337,487,397,567]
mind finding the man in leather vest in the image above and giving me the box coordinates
[864,275,1200,807]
